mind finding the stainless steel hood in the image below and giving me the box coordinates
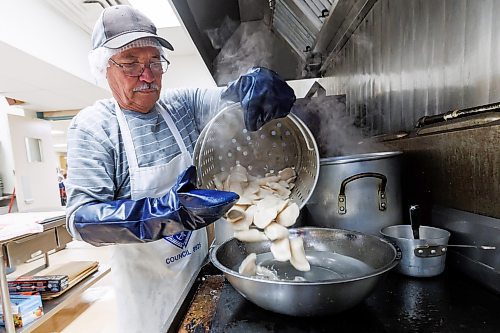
[171,0,377,85]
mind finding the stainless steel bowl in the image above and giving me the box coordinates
[210,227,398,316]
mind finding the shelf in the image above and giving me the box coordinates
[0,265,110,333]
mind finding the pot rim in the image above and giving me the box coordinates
[320,151,403,165]
[210,227,399,286]
[380,225,451,241]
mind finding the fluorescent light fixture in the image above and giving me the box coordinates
[51,130,65,135]
[128,0,180,28]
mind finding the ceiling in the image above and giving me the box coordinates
[0,24,198,113]
[0,0,198,114]
[0,0,202,155]
[0,40,110,112]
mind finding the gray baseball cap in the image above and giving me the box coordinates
[92,5,174,51]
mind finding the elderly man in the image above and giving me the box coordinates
[65,5,295,333]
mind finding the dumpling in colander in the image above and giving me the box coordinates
[226,205,246,223]
[231,205,257,231]
[257,175,281,186]
[231,164,248,178]
[266,181,292,199]
[253,200,279,229]
[234,228,268,242]
[264,222,289,241]
[278,167,296,182]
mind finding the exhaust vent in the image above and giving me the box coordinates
[171,0,375,83]
[273,0,334,59]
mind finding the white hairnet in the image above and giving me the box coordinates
[88,38,167,87]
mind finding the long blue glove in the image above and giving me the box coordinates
[73,166,239,246]
[222,67,296,131]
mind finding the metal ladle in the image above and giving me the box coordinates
[409,205,420,239]
[407,204,496,249]
[445,244,496,250]
[414,244,496,258]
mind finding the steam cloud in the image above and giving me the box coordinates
[205,16,239,50]
[207,19,275,84]
[292,93,388,158]
[205,18,386,157]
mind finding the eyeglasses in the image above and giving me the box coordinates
[108,58,170,77]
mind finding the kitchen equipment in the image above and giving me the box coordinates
[381,225,450,277]
[306,151,403,236]
[431,207,500,293]
[173,263,500,333]
[194,102,320,209]
[445,245,496,250]
[409,204,420,239]
[415,101,500,128]
[210,227,398,316]
[194,103,320,245]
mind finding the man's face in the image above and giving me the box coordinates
[107,46,163,113]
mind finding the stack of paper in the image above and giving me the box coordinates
[0,211,65,241]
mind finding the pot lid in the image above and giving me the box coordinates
[320,151,403,165]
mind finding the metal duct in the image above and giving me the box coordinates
[273,0,319,57]
[172,0,374,84]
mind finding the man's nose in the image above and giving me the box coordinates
[139,66,155,82]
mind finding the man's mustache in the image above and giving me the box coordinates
[133,83,160,92]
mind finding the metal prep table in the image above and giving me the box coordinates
[0,215,110,333]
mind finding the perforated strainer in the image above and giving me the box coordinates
[193,103,320,208]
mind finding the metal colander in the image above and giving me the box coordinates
[193,103,320,208]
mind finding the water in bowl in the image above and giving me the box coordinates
[249,250,376,282]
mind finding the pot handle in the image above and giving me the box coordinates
[414,245,447,257]
[338,172,388,215]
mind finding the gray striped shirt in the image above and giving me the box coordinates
[65,87,226,239]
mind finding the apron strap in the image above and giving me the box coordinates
[158,107,189,156]
[115,100,139,169]
[114,99,190,169]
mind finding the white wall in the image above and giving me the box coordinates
[0,98,16,196]
[165,54,217,89]
[8,114,62,212]
[1,97,63,212]
[0,0,94,83]
[287,79,319,98]
[0,0,218,91]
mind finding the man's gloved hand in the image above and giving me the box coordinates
[222,67,296,131]
[73,166,239,246]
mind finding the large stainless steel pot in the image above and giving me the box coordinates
[210,227,398,316]
[306,151,403,236]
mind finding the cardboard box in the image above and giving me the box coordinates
[8,275,69,293]
[0,293,43,328]
[41,261,99,300]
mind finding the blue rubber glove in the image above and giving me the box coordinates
[73,166,239,246]
[222,67,296,131]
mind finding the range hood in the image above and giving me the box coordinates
[171,0,377,85]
